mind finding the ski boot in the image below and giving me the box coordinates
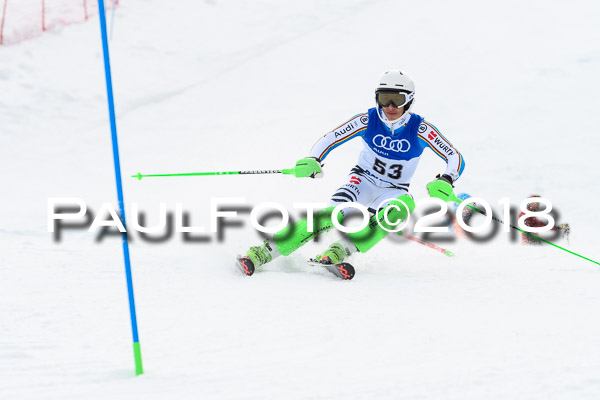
[309,242,355,280]
[313,242,349,265]
[236,240,278,276]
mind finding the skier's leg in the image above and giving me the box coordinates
[268,167,378,265]
[242,206,343,268]
[242,166,377,269]
[312,168,380,264]
[273,206,343,256]
[246,191,414,269]
[347,193,416,253]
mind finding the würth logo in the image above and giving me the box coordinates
[428,131,437,140]
[349,176,361,184]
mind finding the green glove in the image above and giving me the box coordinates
[290,157,322,178]
[426,174,461,203]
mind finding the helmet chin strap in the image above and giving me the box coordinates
[376,107,411,136]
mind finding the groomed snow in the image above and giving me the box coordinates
[1,0,600,399]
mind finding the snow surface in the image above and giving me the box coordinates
[1,0,600,399]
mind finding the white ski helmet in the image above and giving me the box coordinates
[375,70,415,131]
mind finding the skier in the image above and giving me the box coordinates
[237,70,466,276]
[519,194,570,245]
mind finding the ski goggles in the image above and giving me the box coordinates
[376,91,413,108]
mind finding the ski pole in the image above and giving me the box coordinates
[401,233,455,257]
[132,168,297,181]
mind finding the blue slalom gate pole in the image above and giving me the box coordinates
[97,0,144,375]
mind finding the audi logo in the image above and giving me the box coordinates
[372,135,411,152]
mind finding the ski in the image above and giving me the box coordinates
[236,255,355,280]
[235,255,255,276]
[309,259,355,280]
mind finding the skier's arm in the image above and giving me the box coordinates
[308,113,368,162]
[418,120,466,183]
